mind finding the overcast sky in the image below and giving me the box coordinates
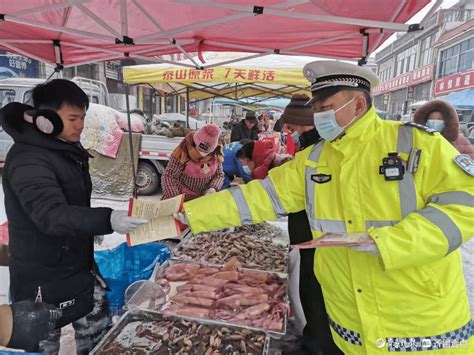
[372,0,461,55]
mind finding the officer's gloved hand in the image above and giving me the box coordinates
[7,300,62,352]
[110,210,148,234]
[293,233,380,256]
[349,243,380,256]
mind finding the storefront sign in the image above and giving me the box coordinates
[104,61,122,81]
[434,69,474,96]
[373,64,434,95]
[0,51,39,78]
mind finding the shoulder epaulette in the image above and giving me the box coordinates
[403,122,436,135]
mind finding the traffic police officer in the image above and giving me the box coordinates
[178,60,474,354]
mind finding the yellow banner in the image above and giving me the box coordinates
[123,66,309,86]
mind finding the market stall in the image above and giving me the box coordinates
[0,1,436,353]
[93,223,291,353]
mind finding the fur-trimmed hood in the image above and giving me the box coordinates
[413,100,459,142]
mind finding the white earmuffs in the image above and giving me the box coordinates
[24,108,63,136]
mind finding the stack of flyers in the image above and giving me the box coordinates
[292,233,374,249]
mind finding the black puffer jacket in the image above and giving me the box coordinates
[230,120,259,142]
[1,102,113,326]
[288,128,321,244]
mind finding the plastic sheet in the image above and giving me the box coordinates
[95,242,170,310]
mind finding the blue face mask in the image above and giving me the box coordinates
[313,97,357,141]
[290,131,300,144]
[242,165,252,175]
[426,119,445,132]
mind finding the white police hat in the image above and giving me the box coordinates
[303,60,379,102]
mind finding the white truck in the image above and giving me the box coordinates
[135,135,183,195]
[0,77,184,195]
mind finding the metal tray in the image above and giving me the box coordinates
[128,259,289,337]
[171,230,289,275]
[91,308,270,354]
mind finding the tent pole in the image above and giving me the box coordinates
[4,14,115,42]
[125,85,138,198]
[186,87,190,129]
[13,0,89,17]
[178,0,414,32]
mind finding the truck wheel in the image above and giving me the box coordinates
[136,161,160,195]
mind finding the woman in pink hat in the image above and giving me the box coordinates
[161,124,225,201]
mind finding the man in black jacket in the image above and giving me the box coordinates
[1,79,147,354]
[230,111,259,142]
[281,94,342,355]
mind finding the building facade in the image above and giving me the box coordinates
[433,15,474,122]
[373,0,474,120]
[0,52,189,116]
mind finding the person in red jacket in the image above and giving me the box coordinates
[414,99,474,158]
[236,140,292,179]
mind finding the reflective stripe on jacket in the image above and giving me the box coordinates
[184,106,474,354]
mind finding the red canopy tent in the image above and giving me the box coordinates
[0,0,432,69]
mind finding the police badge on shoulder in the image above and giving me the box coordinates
[454,154,474,176]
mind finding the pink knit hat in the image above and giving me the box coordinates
[193,124,221,154]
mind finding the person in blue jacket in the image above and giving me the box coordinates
[221,139,253,189]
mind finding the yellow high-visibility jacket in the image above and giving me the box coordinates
[184,107,474,354]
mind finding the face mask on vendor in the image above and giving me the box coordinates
[240,158,254,174]
[197,149,210,157]
[196,141,212,157]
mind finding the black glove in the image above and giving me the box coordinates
[7,300,62,352]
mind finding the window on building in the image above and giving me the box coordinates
[459,38,474,73]
[395,45,417,76]
[444,9,474,23]
[165,95,178,113]
[62,67,75,79]
[414,82,431,102]
[439,37,474,78]
[76,64,97,80]
[378,59,394,82]
[418,35,433,67]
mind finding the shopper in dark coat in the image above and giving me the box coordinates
[281,94,341,355]
[0,79,147,354]
[230,111,259,142]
